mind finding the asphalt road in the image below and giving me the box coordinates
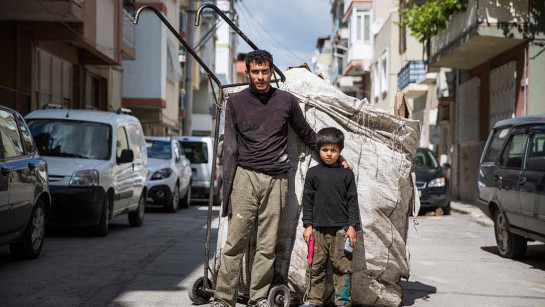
[1,203,544,307]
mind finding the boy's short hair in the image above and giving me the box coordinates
[316,127,344,151]
[245,50,273,70]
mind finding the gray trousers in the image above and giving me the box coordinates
[214,167,288,306]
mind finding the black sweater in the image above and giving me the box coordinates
[221,87,317,217]
[302,162,361,229]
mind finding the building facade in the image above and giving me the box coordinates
[0,0,135,115]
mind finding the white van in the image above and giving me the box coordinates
[25,109,148,236]
[173,136,222,205]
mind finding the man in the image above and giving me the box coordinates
[212,50,346,307]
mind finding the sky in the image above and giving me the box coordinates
[234,0,331,71]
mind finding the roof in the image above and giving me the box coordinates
[25,109,141,126]
[145,136,171,142]
[493,115,545,129]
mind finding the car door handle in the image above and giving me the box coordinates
[518,177,527,185]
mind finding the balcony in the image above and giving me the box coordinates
[342,43,372,76]
[430,0,532,70]
[0,0,85,22]
[122,8,136,60]
[397,61,426,90]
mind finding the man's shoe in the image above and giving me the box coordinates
[299,302,320,307]
[210,301,227,307]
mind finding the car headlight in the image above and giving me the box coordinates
[70,170,99,187]
[151,168,173,180]
[428,177,446,188]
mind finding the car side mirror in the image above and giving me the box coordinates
[117,149,134,164]
[441,163,451,170]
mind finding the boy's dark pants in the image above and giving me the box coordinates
[307,227,352,306]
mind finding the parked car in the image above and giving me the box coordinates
[478,115,545,259]
[173,136,222,205]
[25,109,147,236]
[145,137,192,211]
[415,147,451,214]
[0,106,51,259]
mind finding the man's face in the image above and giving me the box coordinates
[247,61,272,93]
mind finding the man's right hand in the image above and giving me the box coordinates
[303,225,313,245]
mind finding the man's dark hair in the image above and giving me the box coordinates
[316,127,344,151]
[245,50,273,70]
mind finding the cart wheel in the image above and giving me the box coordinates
[267,284,291,307]
[189,276,212,305]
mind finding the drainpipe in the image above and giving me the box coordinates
[183,0,195,136]
[523,43,529,116]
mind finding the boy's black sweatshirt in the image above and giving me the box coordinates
[302,162,361,230]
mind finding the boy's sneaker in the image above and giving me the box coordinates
[299,302,320,307]
[248,299,270,307]
[209,301,227,307]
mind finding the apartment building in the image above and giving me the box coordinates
[427,0,545,202]
[122,0,182,136]
[0,0,135,115]
[329,0,373,101]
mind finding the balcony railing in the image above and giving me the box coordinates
[397,61,426,90]
[123,8,135,49]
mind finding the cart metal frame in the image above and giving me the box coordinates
[134,4,291,306]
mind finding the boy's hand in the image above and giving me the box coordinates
[303,225,313,245]
[344,226,357,247]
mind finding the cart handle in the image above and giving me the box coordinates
[134,5,222,87]
[195,3,286,83]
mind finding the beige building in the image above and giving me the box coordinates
[0,0,136,115]
[427,0,545,202]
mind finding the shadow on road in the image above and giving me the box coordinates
[400,280,437,306]
[481,244,545,271]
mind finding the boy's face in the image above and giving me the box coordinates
[319,144,341,166]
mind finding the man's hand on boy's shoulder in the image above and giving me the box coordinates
[339,155,352,170]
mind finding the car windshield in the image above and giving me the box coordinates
[27,119,111,160]
[146,140,172,159]
[180,141,208,163]
[415,149,439,169]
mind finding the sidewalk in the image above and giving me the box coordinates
[450,201,494,227]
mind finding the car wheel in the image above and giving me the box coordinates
[129,194,145,227]
[165,184,180,213]
[494,210,527,259]
[443,202,451,215]
[91,197,109,237]
[180,183,191,209]
[10,199,46,260]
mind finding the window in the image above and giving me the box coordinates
[415,150,439,169]
[27,120,111,160]
[36,49,73,108]
[354,9,371,43]
[15,114,35,155]
[483,127,509,162]
[527,132,545,172]
[0,110,24,158]
[146,140,172,160]
[180,141,208,164]
[499,134,527,169]
[117,127,129,158]
[372,66,379,100]
[380,50,389,96]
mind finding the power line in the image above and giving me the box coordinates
[236,1,307,63]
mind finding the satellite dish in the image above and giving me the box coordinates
[372,18,384,35]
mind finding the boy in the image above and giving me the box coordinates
[301,127,361,307]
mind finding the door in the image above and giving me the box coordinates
[496,133,528,229]
[0,152,12,237]
[125,123,146,208]
[114,126,133,212]
[0,109,34,235]
[519,130,545,235]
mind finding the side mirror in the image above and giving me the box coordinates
[441,163,451,170]
[117,149,134,164]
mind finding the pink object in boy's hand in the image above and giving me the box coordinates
[307,236,315,265]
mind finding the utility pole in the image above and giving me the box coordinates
[183,0,195,136]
